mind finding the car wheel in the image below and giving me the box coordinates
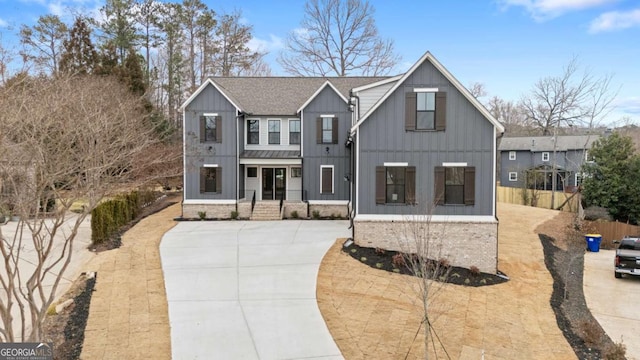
[615,271,622,278]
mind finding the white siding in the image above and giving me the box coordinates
[357,81,397,116]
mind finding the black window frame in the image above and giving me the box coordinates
[289,120,301,145]
[247,119,259,145]
[247,167,258,178]
[268,120,280,145]
[416,92,436,130]
[200,167,221,194]
[291,167,301,178]
[322,117,333,144]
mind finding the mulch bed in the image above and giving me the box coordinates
[342,241,509,287]
[539,233,624,359]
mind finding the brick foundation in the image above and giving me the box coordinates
[237,201,252,219]
[283,202,308,219]
[308,204,349,219]
[354,219,498,273]
[182,203,236,219]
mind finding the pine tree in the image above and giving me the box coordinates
[59,17,98,75]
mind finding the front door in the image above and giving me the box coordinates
[262,168,286,200]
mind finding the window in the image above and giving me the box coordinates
[268,120,280,144]
[509,172,518,182]
[542,152,550,162]
[289,120,300,145]
[585,150,594,163]
[291,167,301,178]
[247,120,259,145]
[509,151,516,160]
[375,166,416,205]
[200,114,221,143]
[320,166,333,194]
[405,91,446,131]
[317,116,338,144]
[199,167,221,193]
[434,166,475,205]
[247,167,257,178]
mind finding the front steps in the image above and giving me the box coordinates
[250,201,283,220]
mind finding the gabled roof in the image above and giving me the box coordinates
[351,75,402,92]
[179,78,242,112]
[498,135,601,152]
[297,80,348,113]
[350,51,505,134]
[187,77,387,115]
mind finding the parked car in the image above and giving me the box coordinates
[614,237,640,278]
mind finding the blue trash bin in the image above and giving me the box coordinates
[586,234,602,252]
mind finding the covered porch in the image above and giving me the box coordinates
[239,150,303,202]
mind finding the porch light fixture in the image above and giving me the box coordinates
[325,146,330,154]
[343,174,351,182]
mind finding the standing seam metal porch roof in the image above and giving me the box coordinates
[211,77,389,115]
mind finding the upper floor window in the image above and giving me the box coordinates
[542,152,550,162]
[405,90,446,132]
[289,120,301,145]
[434,166,475,205]
[585,150,594,163]
[509,172,518,182]
[317,116,338,144]
[509,151,516,160]
[200,114,221,143]
[268,120,280,144]
[375,165,416,205]
[247,120,259,145]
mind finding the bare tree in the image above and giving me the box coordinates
[0,74,179,342]
[214,10,266,77]
[278,0,400,76]
[520,56,618,135]
[468,82,487,99]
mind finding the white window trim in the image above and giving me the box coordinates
[508,172,518,182]
[203,112,218,117]
[288,118,301,145]
[413,87,439,92]
[320,114,335,118]
[575,173,581,185]
[383,162,409,167]
[291,167,301,178]
[203,164,218,168]
[585,150,594,163]
[320,165,334,194]
[509,151,516,160]
[246,118,260,146]
[442,162,468,167]
[267,118,281,144]
[542,152,550,162]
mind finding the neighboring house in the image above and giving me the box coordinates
[498,135,599,191]
[181,51,504,273]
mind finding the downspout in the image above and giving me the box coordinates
[347,90,360,240]
[495,128,504,273]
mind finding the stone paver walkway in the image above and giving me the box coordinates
[80,203,180,360]
[317,203,577,359]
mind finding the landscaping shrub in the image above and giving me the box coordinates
[91,189,159,244]
[584,206,612,222]
[230,211,239,220]
[290,210,299,219]
[312,210,320,219]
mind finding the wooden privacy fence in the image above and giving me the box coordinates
[586,221,640,244]
[497,186,580,212]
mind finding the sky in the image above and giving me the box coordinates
[0,0,639,125]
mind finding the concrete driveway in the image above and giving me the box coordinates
[160,220,349,360]
[584,250,640,359]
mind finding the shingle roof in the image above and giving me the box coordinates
[498,135,601,152]
[211,77,389,115]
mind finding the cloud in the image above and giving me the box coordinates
[615,96,640,115]
[247,34,284,53]
[499,0,616,20]
[0,18,8,27]
[589,8,640,32]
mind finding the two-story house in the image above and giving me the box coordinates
[498,135,599,191]
[181,51,504,273]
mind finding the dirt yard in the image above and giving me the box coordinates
[317,203,577,359]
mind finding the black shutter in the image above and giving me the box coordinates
[215,116,222,143]
[434,166,445,205]
[464,166,475,205]
[199,167,206,193]
[376,166,385,204]
[216,167,222,194]
[316,117,322,143]
[199,115,206,142]
[332,117,338,144]
[406,166,416,204]
[405,92,416,131]
[435,92,446,131]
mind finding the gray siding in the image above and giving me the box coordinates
[500,149,587,188]
[302,86,351,200]
[357,60,495,216]
[357,81,396,117]
[184,84,237,200]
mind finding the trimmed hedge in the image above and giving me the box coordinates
[91,190,159,244]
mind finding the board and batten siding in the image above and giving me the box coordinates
[244,117,300,150]
[184,83,237,200]
[357,59,495,216]
[302,86,351,201]
[499,150,532,187]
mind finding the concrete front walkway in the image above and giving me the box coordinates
[160,220,350,360]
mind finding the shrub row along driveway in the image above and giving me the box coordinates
[317,203,577,359]
[584,250,640,359]
[160,220,350,360]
